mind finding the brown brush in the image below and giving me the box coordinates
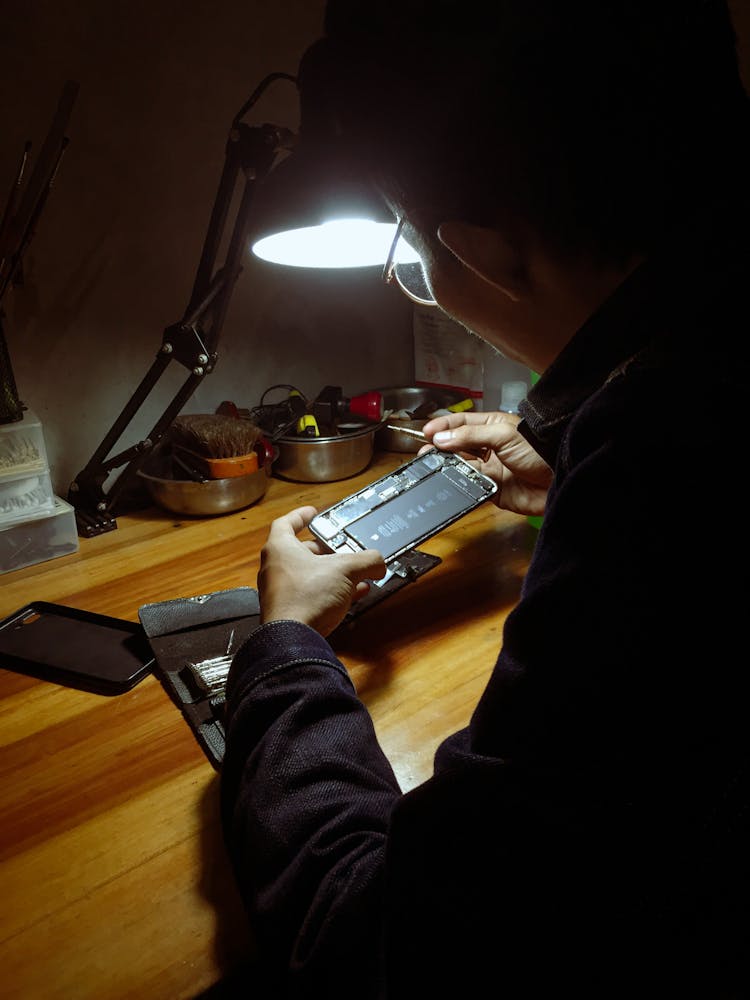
[169,414,263,479]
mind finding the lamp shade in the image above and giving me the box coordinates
[252,217,405,269]
[248,144,418,269]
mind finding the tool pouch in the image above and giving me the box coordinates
[138,587,260,769]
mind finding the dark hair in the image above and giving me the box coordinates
[300,0,750,263]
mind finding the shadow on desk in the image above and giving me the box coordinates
[195,776,270,999]
[194,962,275,999]
[332,517,533,700]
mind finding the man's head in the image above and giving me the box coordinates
[301,1,748,264]
[297,1,749,368]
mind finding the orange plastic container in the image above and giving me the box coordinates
[174,437,273,480]
[189,451,259,478]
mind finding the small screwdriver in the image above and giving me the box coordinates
[386,424,492,462]
[386,425,429,442]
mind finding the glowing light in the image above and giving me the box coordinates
[251,218,421,269]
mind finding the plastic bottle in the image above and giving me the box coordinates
[481,342,530,414]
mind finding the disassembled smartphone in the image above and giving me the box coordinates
[309,449,498,565]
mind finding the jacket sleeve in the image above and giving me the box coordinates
[220,619,401,997]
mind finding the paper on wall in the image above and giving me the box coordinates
[413,305,484,405]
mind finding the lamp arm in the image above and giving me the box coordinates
[68,117,295,537]
[1,81,79,424]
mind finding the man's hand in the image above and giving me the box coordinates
[257,506,387,637]
[421,412,552,517]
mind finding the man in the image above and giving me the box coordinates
[221,2,750,996]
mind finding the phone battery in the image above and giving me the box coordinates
[345,474,478,560]
[310,450,497,563]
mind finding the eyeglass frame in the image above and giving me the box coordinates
[382,215,406,287]
[381,215,437,307]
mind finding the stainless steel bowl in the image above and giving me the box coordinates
[375,386,473,452]
[138,449,269,516]
[274,423,377,482]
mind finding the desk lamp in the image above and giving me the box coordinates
[68,73,418,538]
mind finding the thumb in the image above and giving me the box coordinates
[339,547,387,583]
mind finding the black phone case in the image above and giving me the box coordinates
[0,602,154,695]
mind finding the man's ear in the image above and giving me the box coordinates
[437,221,530,302]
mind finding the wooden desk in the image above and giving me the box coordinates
[0,451,535,999]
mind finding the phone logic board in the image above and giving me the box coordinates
[310,450,498,564]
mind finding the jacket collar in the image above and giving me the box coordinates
[518,205,750,468]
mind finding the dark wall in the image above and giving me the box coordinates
[0,0,415,493]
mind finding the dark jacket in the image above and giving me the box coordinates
[221,207,750,998]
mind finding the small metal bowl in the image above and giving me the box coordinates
[375,386,473,452]
[138,446,269,516]
[274,422,377,482]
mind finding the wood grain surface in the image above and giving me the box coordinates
[0,451,535,999]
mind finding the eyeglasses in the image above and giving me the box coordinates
[382,216,437,307]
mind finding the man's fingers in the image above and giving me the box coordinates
[339,547,387,583]
[352,580,372,601]
[302,539,327,555]
[433,420,518,456]
[268,505,318,539]
[424,412,470,431]
[432,427,494,456]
